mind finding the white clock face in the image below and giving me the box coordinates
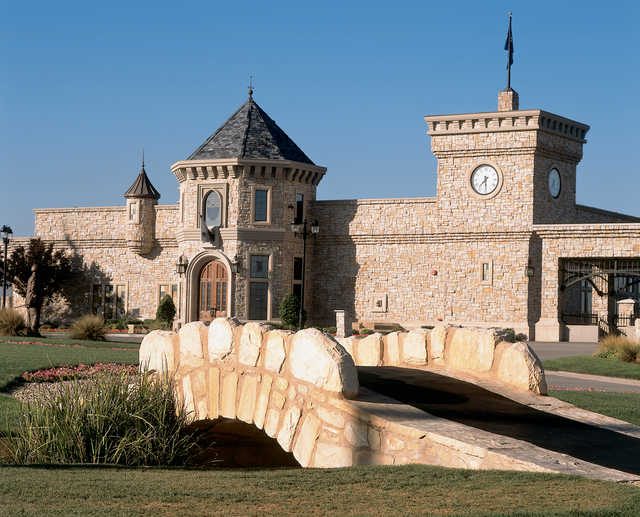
[548,168,561,198]
[471,165,499,196]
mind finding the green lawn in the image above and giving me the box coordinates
[0,340,138,433]
[543,355,640,380]
[550,390,640,426]
[0,464,638,516]
[0,334,141,350]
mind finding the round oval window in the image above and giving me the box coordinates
[204,191,221,228]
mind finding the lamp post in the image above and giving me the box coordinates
[175,255,188,322]
[2,225,12,309]
[290,219,319,329]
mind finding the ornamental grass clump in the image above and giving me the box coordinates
[70,314,105,341]
[8,371,195,465]
[594,334,640,363]
[0,308,26,336]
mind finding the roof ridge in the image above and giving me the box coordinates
[240,98,253,158]
[187,99,251,160]
[250,101,314,164]
[187,96,315,165]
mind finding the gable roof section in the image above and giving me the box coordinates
[188,97,314,165]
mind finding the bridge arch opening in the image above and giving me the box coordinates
[188,418,300,467]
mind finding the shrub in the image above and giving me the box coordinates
[156,295,176,328]
[321,326,337,334]
[279,294,301,328]
[143,318,168,331]
[0,308,26,336]
[360,328,375,336]
[594,335,640,363]
[8,371,195,465]
[40,292,72,328]
[593,345,619,360]
[70,315,105,341]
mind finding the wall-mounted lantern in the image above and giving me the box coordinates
[175,255,188,276]
[231,256,241,275]
[525,262,534,278]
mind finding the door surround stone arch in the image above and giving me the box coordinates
[185,250,233,323]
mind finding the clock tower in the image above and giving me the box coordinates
[424,89,590,230]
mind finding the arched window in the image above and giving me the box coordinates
[204,190,221,229]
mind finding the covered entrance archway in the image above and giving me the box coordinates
[183,251,234,325]
[199,260,228,321]
[560,258,640,334]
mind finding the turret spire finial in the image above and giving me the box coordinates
[248,75,254,99]
[141,148,145,170]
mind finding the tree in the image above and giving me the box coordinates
[279,293,305,328]
[7,238,73,336]
[156,295,176,329]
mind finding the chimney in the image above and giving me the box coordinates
[498,88,519,111]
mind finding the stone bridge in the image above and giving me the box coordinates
[139,320,640,481]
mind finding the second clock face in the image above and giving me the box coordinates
[548,168,561,198]
[471,165,499,196]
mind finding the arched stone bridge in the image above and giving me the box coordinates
[139,320,640,481]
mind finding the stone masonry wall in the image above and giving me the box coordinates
[140,319,548,470]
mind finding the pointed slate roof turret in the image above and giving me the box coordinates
[124,155,161,200]
[187,94,314,165]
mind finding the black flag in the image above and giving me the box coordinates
[504,15,514,68]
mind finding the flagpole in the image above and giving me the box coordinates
[507,12,512,89]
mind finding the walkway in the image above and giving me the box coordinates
[357,366,640,477]
[546,370,640,393]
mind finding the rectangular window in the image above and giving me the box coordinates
[92,285,103,315]
[104,285,114,320]
[293,283,302,302]
[295,193,304,223]
[293,257,303,281]
[249,282,268,320]
[115,285,127,319]
[292,257,303,303]
[159,284,169,302]
[254,189,268,222]
[481,263,490,282]
[129,202,137,221]
[250,255,269,279]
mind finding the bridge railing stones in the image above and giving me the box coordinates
[139,319,548,469]
[337,325,547,395]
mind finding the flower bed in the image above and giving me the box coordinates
[22,363,138,383]
[41,327,148,334]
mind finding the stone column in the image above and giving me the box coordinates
[335,310,352,338]
[535,250,563,341]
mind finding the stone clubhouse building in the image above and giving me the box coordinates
[14,87,640,341]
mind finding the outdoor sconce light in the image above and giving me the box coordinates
[231,257,241,275]
[310,220,320,234]
[525,263,534,278]
[175,255,188,276]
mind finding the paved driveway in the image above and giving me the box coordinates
[529,341,599,361]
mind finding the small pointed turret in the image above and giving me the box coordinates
[125,153,161,200]
[125,154,159,255]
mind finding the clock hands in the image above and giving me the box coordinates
[481,176,488,192]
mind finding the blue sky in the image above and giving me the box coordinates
[1,1,639,237]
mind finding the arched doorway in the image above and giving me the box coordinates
[199,260,228,321]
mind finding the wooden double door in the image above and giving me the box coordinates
[199,260,228,321]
